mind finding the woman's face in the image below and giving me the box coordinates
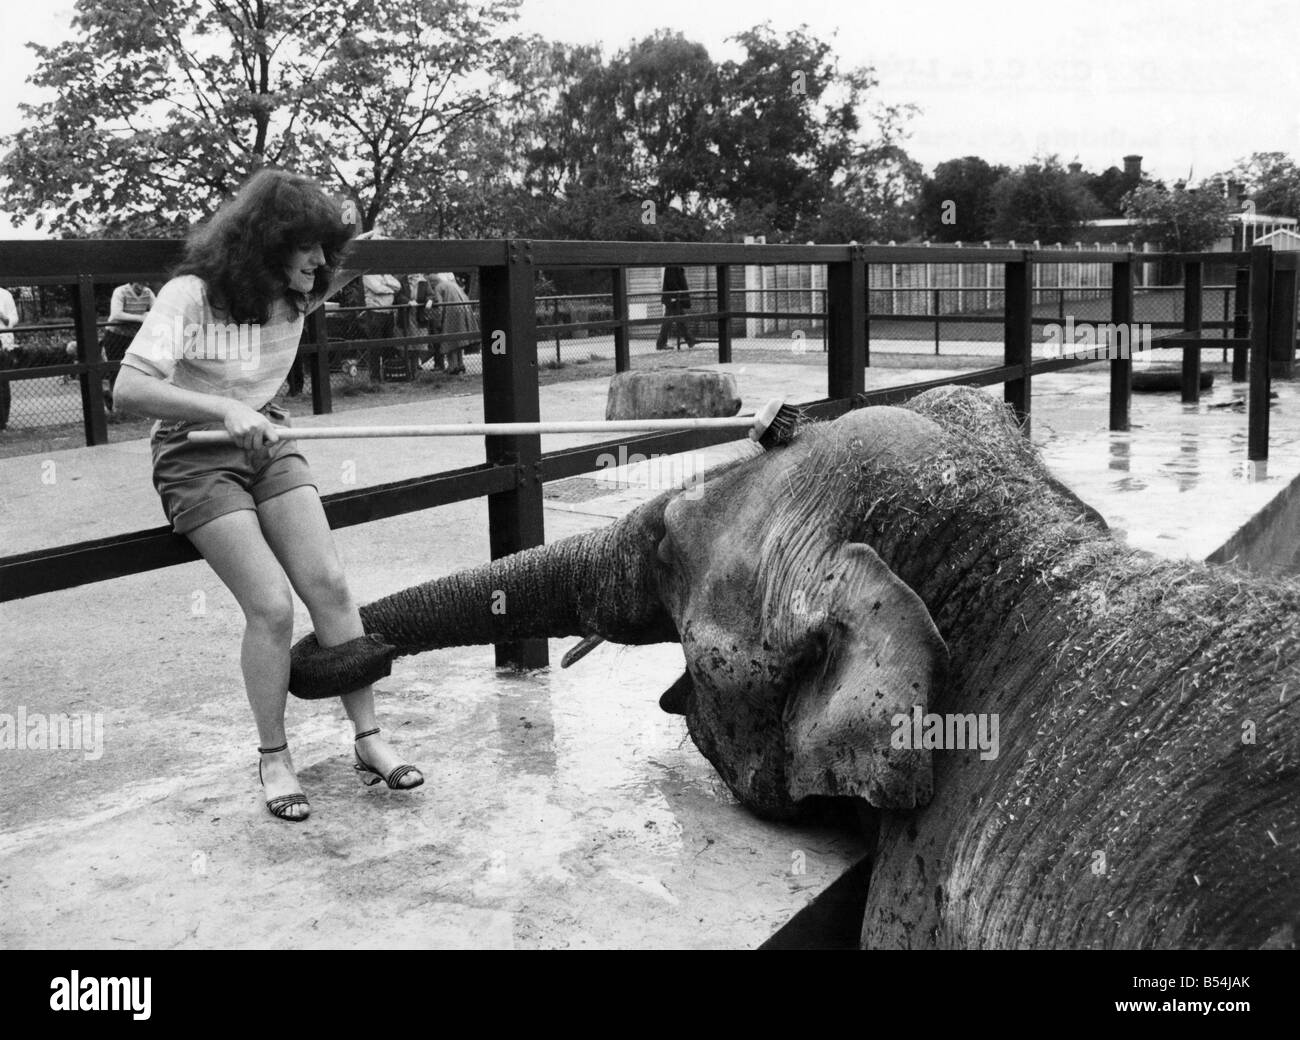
[284,242,326,294]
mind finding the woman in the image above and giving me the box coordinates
[114,169,423,822]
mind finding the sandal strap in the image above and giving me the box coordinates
[258,742,289,755]
[384,764,421,788]
[265,793,310,817]
[354,728,381,742]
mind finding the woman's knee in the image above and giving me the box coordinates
[244,583,295,638]
[300,561,353,613]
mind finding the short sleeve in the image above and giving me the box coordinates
[120,276,206,380]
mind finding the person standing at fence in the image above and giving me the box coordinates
[428,271,475,374]
[656,264,696,350]
[362,271,402,338]
[0,286,17,431]
[102,281,156,407]
[112,170,423,823]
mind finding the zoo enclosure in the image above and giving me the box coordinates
[1,239,1296,668]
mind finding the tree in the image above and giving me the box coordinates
[710,24,911,241]
[1084,165,1142,217]
[0,0,529,235]
[1121,182,1231,251]
[1227,152,1300,220]
[493,24,920,245]
[989,157,1102,243]
[916,156,1008,242]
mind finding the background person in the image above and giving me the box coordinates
[0,286,17,430]
[102,281,156,406]
[656,264,696,350]
[427,271,476,374]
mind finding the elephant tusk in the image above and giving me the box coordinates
[561,635,605,668]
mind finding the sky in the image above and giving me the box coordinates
[1,0,1298,238]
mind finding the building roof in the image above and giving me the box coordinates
[1085,213,1297,228]
[1254,228,1300,250]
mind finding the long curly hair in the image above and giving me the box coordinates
[173,169,355,324]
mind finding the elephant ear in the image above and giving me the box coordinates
[781,542,947,810]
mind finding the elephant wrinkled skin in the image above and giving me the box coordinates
[291,386,1299,949]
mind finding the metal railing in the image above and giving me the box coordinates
[1,240,1295,670]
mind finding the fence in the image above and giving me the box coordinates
[2,242,1276,438]
[1,240,1296,668]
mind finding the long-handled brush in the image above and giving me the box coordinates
[188,397,805,452]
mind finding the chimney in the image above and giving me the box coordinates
[1226,178,1242,209]
[1067,161,1083,176]
[1123,154,1142,179]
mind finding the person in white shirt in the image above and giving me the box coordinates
[109,281,155,333]
[103,282,156,400]
[0,286,17,351]
[362,272,402,340]
[0,286,17,430]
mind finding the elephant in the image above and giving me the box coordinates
[291,386,1299,949]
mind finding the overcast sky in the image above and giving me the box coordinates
[1,0,1297,237]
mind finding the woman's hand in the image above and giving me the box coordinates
[223,400,279,450]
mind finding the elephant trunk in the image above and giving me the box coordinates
[358,512,674,655]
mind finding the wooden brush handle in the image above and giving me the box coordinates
[187,414,762,442]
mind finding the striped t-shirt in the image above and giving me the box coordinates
[121,275,305,418]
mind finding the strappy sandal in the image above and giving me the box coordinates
[353,728,424,790]
[258,742,311,822]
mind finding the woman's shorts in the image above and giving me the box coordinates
[151,408,317,535]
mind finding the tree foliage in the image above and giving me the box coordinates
[916,156,1008,242]
[1228,152,1300,220]
[987,157,1102,244]
[2,8,921,243]
[1121,182,1231,251]
[1,0,529,235]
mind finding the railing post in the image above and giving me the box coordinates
[1223,287,1231,362]
[715,264,732,363]
[1003,255,1032,433]
[610,267,630,372]
[1181,260,1202,403]
[1269,261,1296,380]
[71,274,108,446]
[933,287,941,355]
[827,245,866,401]
[1109,257,1134,432]
[480,241,547,668]
[1249,245,1273,461]
[1232,265,1249,382]
[306,307,332,415]
[864,264,871,368]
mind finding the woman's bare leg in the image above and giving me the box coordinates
[257,486,419,782]
[186,509,306,817]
